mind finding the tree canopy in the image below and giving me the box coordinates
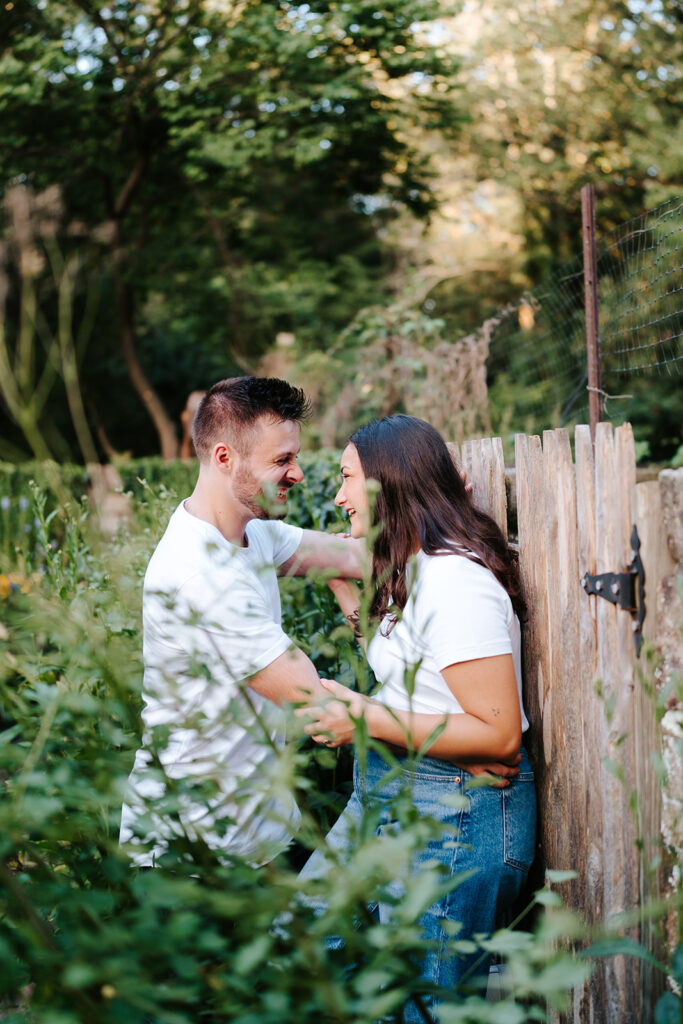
[0,0,461,458]
[445,0,682,277]
[0,0,679,460]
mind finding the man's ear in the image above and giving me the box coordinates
[212,441,236,471]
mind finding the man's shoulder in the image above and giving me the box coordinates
[245,518,303,563]
[144,503,217,591]
[246,517,300,542]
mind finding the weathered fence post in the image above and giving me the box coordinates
[574,424,605,1018]
[514,422,670,1022]
[581,183,602,442]
[637,468,683,1005]
[447,437,507,538]
[451,426,674,1021]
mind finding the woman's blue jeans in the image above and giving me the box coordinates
[299,745,536,1019]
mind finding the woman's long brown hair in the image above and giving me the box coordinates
[349,415,526,628]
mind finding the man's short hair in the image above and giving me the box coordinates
[192,376,311,462]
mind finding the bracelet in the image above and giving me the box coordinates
[345,608,363,639]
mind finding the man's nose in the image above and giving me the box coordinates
[287,462,304,484]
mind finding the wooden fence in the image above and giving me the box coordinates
[449,423,681,1023]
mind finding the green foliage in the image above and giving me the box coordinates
[0,0,463,458]
[114,459,198,507]
[607,376,683,465]
[285,298,495,449]
[654,944,683,1022]
[0,451,343,568]
[0,461,89,570]
[451,0,683,279]
[0,465,613,1023]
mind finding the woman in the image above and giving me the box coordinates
[300,415,536,1011]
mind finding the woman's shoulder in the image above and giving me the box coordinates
[413,549,513,629]
[417,548,486,576]
[415,548,507,598]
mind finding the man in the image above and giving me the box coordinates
[119,376,362,866]
[120,375,517,867]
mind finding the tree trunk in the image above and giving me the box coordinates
[381,334,401,416]
[192,185,248,365]
[111,221,179,459]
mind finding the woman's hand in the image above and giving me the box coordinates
[456,753,522,788]
[296,678,369,748]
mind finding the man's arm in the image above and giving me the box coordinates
[247,644,328,707]
[279,529,366,579]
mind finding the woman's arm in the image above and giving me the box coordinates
[303,653,522,763]
[326,578,366,648]
[369,654,521,761]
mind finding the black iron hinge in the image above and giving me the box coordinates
[580,524,646,657]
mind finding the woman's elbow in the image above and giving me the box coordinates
[495,725,522,762]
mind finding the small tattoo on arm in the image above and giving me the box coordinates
[492,707,500,717]
[346,608,363,639]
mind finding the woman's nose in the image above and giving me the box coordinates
[334,485,344,506]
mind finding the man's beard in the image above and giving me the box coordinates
[234,465,287,520]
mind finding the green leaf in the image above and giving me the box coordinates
[671,945,683,986]
[655,992,682,1024]
[545,869,578,884]
[582,936,666,971]
[62,962,98,988]
[534,890,564,907]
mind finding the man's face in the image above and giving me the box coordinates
[232,417,304,520]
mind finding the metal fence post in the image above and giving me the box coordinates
[581,184,602,441]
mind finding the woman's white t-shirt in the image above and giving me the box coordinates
[367,549,529,732]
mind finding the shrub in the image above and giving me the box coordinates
[0,470,622,1023]
[0,461,89,571]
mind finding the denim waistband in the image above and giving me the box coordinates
[359,744,533,780]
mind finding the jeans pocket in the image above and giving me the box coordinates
[502,777,536,872]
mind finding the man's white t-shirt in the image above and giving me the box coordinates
[367,549,529,732]
[119,502,303,866]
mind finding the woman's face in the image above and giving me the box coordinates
[335,443,370,538]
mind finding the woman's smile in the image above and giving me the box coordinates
[335,443,369,538]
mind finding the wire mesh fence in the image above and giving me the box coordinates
[600,196,683,379]
[482,195,682,449]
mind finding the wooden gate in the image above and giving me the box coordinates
[449,423,681,1023]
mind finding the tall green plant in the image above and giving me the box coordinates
[4,475,679,1023]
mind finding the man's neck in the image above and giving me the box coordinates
[184,485,251,547]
